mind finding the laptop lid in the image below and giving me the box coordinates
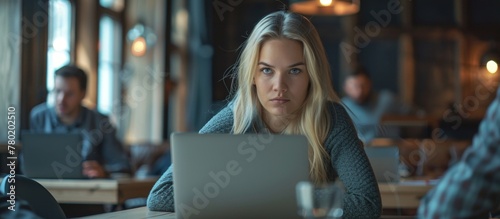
[21,132,86,179]
[171,133,310,219]
[364,146,400,183]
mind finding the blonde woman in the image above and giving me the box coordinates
[148,11,381,218]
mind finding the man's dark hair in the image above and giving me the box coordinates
[347,66,371,80]
[55,65,87,91]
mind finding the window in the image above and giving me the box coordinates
[97,15,122,115]
[0,0,21,143]
[100,0,124,11]
[46,0,72,92]
[97,0,123,116]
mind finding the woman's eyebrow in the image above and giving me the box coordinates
[258,62,273,67]
[257,61,305,68]
[288,62,305,68]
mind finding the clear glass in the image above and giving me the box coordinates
[296,181,345,219]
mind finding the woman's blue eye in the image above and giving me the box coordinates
[290,68,301,74]
[261,68,272,74]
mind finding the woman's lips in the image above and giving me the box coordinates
[270,98,289,104]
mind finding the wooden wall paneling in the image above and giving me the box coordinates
[399,34,414,107]
[20,0,49,129]
[75,0,99,108]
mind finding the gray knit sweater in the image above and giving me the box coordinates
[147,102,382,218]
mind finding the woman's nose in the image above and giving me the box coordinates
[273,73,288,93]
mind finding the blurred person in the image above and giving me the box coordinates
[342,67,410,143]
[147,11,381,218]
[30,65,131,178]
[418,86,500,219]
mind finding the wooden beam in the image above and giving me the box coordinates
[20,0,49,129]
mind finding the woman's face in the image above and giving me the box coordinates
[254,38,310,120]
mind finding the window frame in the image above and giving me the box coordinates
[96,0,126,117]
[46,0,76,94]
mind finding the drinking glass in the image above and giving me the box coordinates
[296,181,344,219]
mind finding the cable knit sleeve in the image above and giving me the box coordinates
[146,165,175,211]
[326,102,382,218]
[199,105,234,134]
[146,105,234,211]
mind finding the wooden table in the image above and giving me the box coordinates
[36,178,158,205]
[379,181,435,209]
[78,207,174,219]
[78,182,434,218]
[78,206,417,219]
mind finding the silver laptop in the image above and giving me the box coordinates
[21,132,86,179]
[171,133,310,219]
[364,146,400,183]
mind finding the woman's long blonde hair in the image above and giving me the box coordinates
[230,11,340,183]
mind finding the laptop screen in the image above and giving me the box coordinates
[21,132,86,179]
[364,146,400,183]
[171,133,310,219]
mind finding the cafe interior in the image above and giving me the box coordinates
[1,0,499,218]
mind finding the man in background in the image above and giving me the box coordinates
[30,65,130,178]
[342,67,410,143]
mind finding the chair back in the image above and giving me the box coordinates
[0,174,66,219]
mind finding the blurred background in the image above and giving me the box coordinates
[1,0,499,177]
